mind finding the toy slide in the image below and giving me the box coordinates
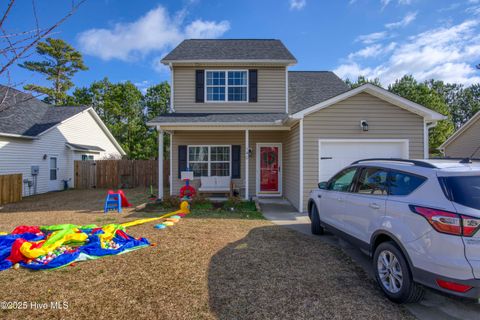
[0,201,190,272]
[108,189,132,207]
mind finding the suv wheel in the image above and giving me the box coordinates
[310,204,324,235]
[373,241,424,303]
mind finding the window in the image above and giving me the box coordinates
[441,176,480,210]
[388,171,426,196]
[355,168,388,195]
[328,168,357,192]
[206,71,247,102]
[81,155,94,161]
[49,157,57,181]
[188,146,231,177]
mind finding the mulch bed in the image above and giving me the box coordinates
[0,190,414,319]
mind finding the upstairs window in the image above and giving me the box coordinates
[206,71,248,102]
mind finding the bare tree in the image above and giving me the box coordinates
[0,0,86,88]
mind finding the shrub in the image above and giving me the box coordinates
[162,195,181,209]
[191,194,213,210]
[223,196,242,210]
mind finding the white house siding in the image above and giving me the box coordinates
[0,109,122,196]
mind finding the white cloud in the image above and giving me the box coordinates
[184,20,230,38]
[77,5,230,61]
[335,20,480,85]
[381,0,392,10]
[348,42,397,60]
[382,0,413,9]
[385,11,417,29]
[356,31,388,44]
[289,0,306,10]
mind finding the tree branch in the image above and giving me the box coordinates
[0,0,86,75]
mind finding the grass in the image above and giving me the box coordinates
[189,201,264,220]
[0,189,414,320]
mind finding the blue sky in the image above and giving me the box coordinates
[5,0,480,92]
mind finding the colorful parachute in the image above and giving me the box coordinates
[0,201,190,271]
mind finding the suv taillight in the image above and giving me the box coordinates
[409,205,480,237]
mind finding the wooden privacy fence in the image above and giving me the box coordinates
[0,174,22,205]
[74,160,169,189]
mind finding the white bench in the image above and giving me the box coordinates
[198,176,232,195]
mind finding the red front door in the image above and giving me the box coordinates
[260,146,279,192]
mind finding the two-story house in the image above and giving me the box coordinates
[148,39,444,212]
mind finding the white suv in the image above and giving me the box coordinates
[308,158,480,303]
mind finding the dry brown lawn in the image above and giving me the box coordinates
[0,189,414,320]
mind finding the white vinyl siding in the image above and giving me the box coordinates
[0,110,122,196]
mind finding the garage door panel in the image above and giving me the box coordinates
[318,140,408,182]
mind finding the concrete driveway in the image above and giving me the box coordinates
[258,198,480,320]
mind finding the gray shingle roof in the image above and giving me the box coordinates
[161,39,297,63]
[66,143,105,152]
[149,113,288,124]
[288,71,350,114]
[0,86,89,137]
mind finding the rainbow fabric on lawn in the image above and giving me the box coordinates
[0,201,190,271]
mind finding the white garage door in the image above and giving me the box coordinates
[318,139,409,182]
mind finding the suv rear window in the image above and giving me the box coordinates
[442,176,480,210]
[388,171,426,196]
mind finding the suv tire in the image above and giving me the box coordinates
[310,204,324,235]
[373,241,425,303]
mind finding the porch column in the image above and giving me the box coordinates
[170,132,173,195]
[245,129,249,200]
[158,128,164,200]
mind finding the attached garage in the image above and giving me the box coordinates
[291,84,446,212]
[318,139,409,182]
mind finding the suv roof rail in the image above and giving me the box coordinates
[429,157,480,164]
[351,158,437,168]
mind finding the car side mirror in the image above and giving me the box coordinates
[318,181,328,190]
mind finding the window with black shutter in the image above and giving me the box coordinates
[195,70,205,103]
[248,69,258,102]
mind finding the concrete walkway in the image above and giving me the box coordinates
[258,198,480,320]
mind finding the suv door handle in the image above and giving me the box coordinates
[369,203,380,209]
[337,198,344,202]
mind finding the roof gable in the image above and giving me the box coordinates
[161,39,297,64]
[440,111,480,149]
[290,84,446,121]
[0,86,89,137]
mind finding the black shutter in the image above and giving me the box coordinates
[195,70,205,103]
[178,145,187,179]
[248,69,258,102]
[231,145,241,179]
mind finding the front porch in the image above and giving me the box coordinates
[156,127,300,210]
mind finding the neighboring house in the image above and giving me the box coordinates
[0,86,125,196]
[148,39,445,212]
[440,111,480,158]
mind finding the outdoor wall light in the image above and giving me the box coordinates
[360,120,369,132]
[42,154,47,160]
[246,148,252,159]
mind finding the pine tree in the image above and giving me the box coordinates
[19,38,88,105]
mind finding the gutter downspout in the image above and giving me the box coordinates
[424,121,438,158]
[169,63,175,113]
